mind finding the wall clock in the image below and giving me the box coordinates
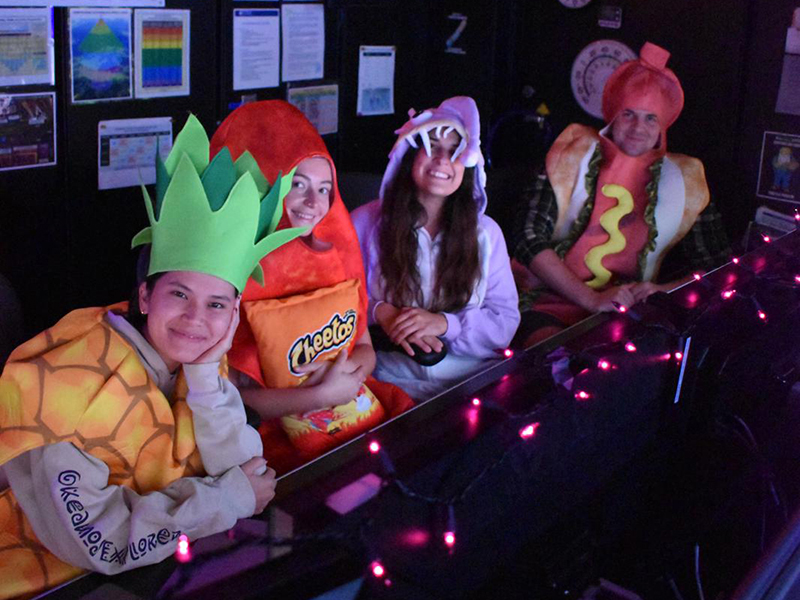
[559,0,593,8]
[571,39,636,119]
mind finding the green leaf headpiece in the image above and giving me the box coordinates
[131,114,305,292]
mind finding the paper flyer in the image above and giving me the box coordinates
[357,45,395,116]
[287,83,338,135]
[69,8,132,104]
[756,131,800,205]
[281,3,324,82]
[233,8,279,90]
[134,9,190,99]
[0,8,54,87]
[0,92,56,172]
[97,116,172,190]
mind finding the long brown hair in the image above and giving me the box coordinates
[378,148,481,313]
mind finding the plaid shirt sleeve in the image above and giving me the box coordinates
[511,169,560,267]
[672,201,732,272]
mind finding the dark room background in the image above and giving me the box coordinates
[1,0,797,338]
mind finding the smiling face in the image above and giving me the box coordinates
[139,271,237,372]
[411,129,466,204]
[610,107,661,157]
[284,157,333,235]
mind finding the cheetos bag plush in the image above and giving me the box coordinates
[243,279,386,458]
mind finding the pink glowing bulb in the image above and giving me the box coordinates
[795,275,800,284]
[176,534,191,563]
[371,561,385,578]
[795,211,800,222]
[575,390,591,400]
[693,272,702,281]
[625,342,637,353]
[732,257,740,264]
[721,289,736,300]
[503,348,514,358]
[617,304,628,313]
[662,352,672,361]
[762,234,771,243]
[758,310,767,321]
[519,422,540,439]
[471,397,481,406]
[598,360,611,370]
[368,441,381,454]
[674,351,683,361]
[444,531,456,548]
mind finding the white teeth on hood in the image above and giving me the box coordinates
[435,125,443,139]
[419,128,432,157]
[451,136,467,163]
[406,134,418,149]
[443,126,454,138]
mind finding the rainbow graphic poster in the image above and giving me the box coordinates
[134,9,189,98]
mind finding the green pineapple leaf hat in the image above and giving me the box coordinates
[132,114,307,293]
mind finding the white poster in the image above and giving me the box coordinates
[281,3,324,82]
[134,9,190,99]
[97,117,172,190]
[287,83,338,135]
[233,8,279,90]
[0,8,54,87]
[357,45,395,116]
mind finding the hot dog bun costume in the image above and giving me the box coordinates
[0,116,303,598]
[532,42,710,326]
[210,101,412,470]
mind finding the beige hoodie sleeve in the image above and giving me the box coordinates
[4,441,255,575]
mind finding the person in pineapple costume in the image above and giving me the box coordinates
[511,42,730,345]
[0,115,305,598]
[209,101,413,473]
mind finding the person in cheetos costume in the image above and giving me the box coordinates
[0,115,304,598]
[512,42,730,345]
[210,101,413,473]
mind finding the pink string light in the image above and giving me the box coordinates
[503,348,514,358]
[368,441,381,454]
[471,397,481,406]
[519,422,540,439]
[371,561,386,578]
[575,390,591,401]
[597,359,611,370]
[444,531,456,548]
[721,289,736,300]
[176,534,191,563]
[625,342,637,353]
[674,351,683,361]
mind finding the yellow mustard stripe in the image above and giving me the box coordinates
[584,184,634,289]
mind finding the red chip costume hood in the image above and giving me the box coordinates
[210,101,368,386]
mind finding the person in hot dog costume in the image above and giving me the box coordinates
[512,42,730,344]
[210,101,412,472]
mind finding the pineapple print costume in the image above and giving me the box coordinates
[0,305,205,598]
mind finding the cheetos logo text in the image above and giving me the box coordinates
[288,310,357,375]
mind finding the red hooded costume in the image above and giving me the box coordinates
[210,101,412,472]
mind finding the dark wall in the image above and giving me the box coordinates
[2,0,794,338]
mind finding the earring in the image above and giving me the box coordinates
[141,309,148,315]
